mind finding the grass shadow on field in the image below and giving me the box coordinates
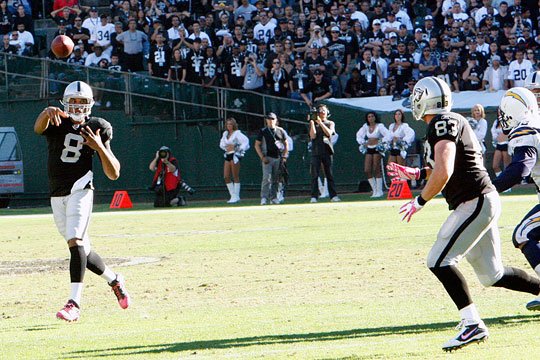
[63,314,539,358]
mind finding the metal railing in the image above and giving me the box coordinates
[0,53,312,127]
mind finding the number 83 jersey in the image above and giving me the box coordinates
[42,117,113,197]
[424,112,494,210]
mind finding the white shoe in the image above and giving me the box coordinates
[260,198,267,205]
[330,196,341,202]
[442,319,488,352]
[105,101,112,108]
[310,197,318,203]
[271,198,280,205]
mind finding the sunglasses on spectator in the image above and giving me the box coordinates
[527,51,534,55]
[273,61,280,64]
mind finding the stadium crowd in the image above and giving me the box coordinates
[0,0,540,105]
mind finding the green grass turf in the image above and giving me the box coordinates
[1,191,540,359]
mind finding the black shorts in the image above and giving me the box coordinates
[389,149,401,156]
[495,144,508,152]
[225,153,234,162]
[366,147,378,155]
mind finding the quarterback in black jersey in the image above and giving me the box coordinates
[34,81,130,322]
[387,76,540,352]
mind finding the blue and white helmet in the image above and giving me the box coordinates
[410,76,452,121]
[60,81,95,123]
[498,87,539,132]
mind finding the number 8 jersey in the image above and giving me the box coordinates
[424,112,494,210]
[42,117,113,197]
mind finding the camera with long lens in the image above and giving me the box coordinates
[309,107,318,121]
[159,150,169,159]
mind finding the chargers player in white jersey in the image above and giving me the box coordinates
[493,72,540,310]
[34,81,130,322]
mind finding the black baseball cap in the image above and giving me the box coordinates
[313,69,322,75]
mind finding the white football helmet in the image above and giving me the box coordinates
[524,70,540,106]
[60,81,95,123]
[410,76,452,121]
[498,87,539,132]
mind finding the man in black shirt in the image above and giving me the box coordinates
[148,32,172,79]
[388,76,540,352]
[33,81,130,322]
[254,113,288,205]
[301,69,332,108]
[182,37,204,84]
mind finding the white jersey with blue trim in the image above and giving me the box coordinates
[508,124,540,200]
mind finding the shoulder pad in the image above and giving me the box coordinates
[509,126,538,141]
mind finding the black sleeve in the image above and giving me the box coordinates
[427,115,460,145]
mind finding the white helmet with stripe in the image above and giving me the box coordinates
[498,87,539,132]
[60,81,95,123]
[410,76,452,121]
[524,70,540,106]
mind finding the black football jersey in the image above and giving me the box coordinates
[424,112,494,210]
[42,117,113,197]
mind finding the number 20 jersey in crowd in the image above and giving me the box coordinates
[424,111,494,210]
[42,117,113,197]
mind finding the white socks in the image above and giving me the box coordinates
[233,183,241,202]
[226,182,234,203]
[101,267,116,283]
[460,303,481,323]
[70,283,83,305]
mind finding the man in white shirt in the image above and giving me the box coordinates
[82,7,100,45]
[188,22,212,47]
[94,15,115,58]
[253,10,275,44]
[482,55,506,91]
[390,0,413,31]
[14,23,33,55]
[84,45,111,67]
[475,0,499,25]
[507,49,533,87]
[442,0,467,15]
[381,12,401,36]
[347,2,368,30]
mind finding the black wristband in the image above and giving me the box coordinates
[417,195,427,206]
[419,168,427,180]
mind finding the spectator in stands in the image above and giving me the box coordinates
[12,23,33,55]
[53,20,68,38]
[202,46,219,87]
[301,68,332,108]
[381,11,401,36]
[67,44,86,65]
[223,43,244,89]
[507,48,534,87]
[288,53,309,100]
[148,32,171,79]
[68,16,90,52]
[242,51,263,91]
[432,55,460,92]
[51,6,80,26]
[85,44,110,67]
[343,67,362,98]
[462,53,484,90]
[389,41,413,96]
[167,15,185,48]
[306,25,328,49]
[115,19,147,72]
[418,47,439,78]
[356,48,382,97]
[305,46,324,75]
[292,26,309,57]
[95,14,115,58]
[182,37,204,84]
[1,33,16,54]
[82,6,100,45]
[12,4,32,34]
[115,1,131,26]
[53,0,79,12]
[235,0,256,21]
[0,0,10,36]
[482,55,506,91]
[265,55,288,97]
[167,49,182,82]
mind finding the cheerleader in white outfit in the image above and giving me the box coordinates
[491,117,511,178]
[356,111,391,197]
[469,103,488,154]
[384,109,415,166]
[220,118,250,203]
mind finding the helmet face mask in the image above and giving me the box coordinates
[60,81,95,123]
[410,76,452,121]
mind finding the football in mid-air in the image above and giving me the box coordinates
[51,35,74,58]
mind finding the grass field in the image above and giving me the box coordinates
[1,192,540,359]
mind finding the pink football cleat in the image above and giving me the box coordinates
[109,274,131,309]
[56,300,80,322]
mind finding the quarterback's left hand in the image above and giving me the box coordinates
[399,197,424,222]
[80,126,104,151]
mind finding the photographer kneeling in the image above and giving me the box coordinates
[149,146,195,207]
